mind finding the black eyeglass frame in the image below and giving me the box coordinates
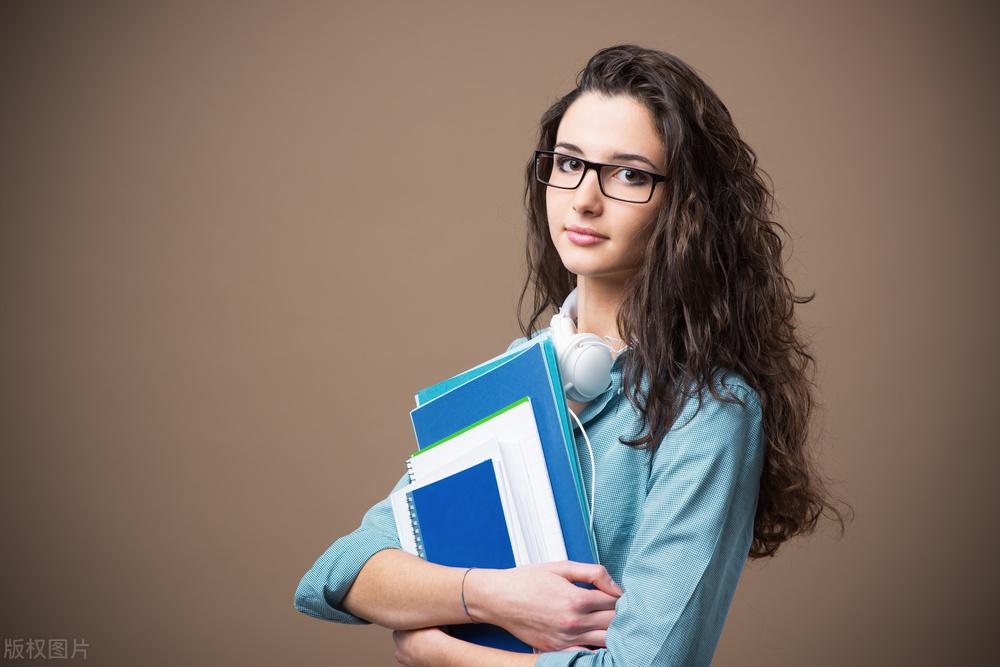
[533,149,667,204]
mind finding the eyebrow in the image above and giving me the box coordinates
[554,142,660,172]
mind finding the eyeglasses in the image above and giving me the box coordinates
[533,149,666,204]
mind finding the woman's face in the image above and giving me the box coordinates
[546,91,667,283]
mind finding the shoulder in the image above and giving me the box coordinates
[505,336,528,353]
[504,327,552,354]
[666,368,763,444]
[647,368,766,493]
[713,369,760,410]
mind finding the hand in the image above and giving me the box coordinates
[466,561,623,652]
[392,627,453,667]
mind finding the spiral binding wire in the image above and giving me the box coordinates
[404,459,426,558]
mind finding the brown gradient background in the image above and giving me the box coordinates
[2,1,997,665]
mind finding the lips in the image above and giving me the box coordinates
[565,224,609,246]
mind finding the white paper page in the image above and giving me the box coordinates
[497,437,544,563]
[489,455,530,566]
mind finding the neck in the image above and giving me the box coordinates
[574,275,629,352]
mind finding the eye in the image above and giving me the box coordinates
[555,156,583,173]
[614,167,651,186]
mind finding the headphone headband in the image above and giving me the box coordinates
[559,288,580,320]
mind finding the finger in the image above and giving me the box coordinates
[579,609,616,632]
[590,570,624,598]
[572,629,607,648]
[559,562,623,597]
[579,589,621,612]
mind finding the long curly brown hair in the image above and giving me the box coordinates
[517,44,850,558]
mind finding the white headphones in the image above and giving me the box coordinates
[549,288,617,403]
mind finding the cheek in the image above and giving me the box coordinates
[619,214,658,260]
[546,198,563,241]
[628,217,656,244]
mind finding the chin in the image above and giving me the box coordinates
[560,260,619,278]
[555,248,611,277]
[556,253,596,276]
[558,254,640,282]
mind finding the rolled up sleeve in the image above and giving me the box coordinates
[293,471,410,624]
[535,383,766,667]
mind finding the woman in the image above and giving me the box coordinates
[294,44,847,666]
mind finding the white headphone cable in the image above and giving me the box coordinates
[567,407,596,534]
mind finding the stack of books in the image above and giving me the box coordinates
[389,333,598,653]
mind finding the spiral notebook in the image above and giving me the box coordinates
[390,457,532,653]
[390,438,528,564]
[404,458,518,567]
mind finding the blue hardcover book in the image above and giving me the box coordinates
[410,336,598,565]
[408,459,531,653]
[414,337,535,406]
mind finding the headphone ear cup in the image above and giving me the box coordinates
[550,311,578,384]
[561,334,614,402]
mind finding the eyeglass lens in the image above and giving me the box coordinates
[535,153,655,203]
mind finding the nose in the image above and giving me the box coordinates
[572,166,604,215]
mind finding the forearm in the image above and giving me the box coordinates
[395,627,540,667]
[341,548,475,630]
[437,639,538,667]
